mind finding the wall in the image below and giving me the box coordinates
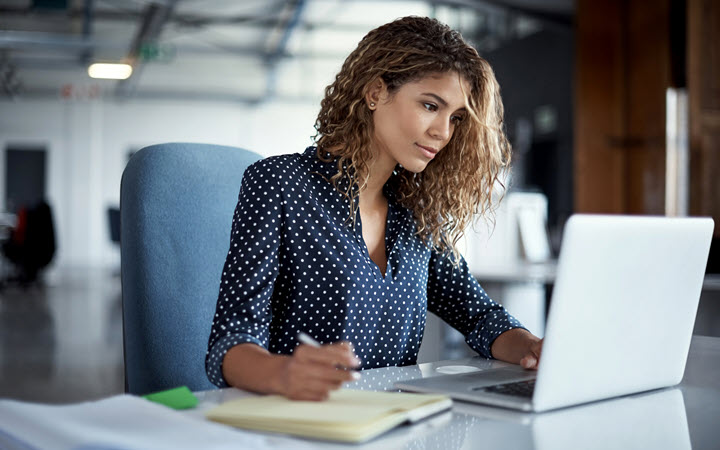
[484,29,574,235]
[0,98,319,268]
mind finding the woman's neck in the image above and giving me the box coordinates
[360,149,396,206]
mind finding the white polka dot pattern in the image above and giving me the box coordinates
[205,147,525,387]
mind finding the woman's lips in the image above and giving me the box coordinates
[416,143,438,159]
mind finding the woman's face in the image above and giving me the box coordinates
[370,71,469,173]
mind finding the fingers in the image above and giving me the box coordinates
[302,362,359,386]
[520,338,544,370]
[284,368,356,401]
[295,341,361,369]
[520,355,537,369]
[280,340,361,401]
[285,388,331,402]
[532,338,544,358]
[281,363,352,401]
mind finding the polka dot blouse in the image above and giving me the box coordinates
[205,147,525,387]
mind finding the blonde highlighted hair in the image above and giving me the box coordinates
[314,16,511,262]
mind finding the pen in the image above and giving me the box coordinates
[297,332,362,379]
[297,331,321,348]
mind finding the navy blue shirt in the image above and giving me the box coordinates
[206,147,525,387]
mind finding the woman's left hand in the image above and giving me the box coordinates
[490,328,543,370]
[519,337,543,370]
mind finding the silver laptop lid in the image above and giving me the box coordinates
[533,214,714,412]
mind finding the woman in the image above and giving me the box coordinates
[206,16,543,401]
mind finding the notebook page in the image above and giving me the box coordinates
[206,389,448,425]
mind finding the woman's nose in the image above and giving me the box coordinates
[428,116,451,141]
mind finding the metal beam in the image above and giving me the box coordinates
[429,0,572,28]
[0,1,573,29]
[0,53,23,99]
[79,0,94,64]
[0,32,353,63]
[12,85,320,105]
[0,31,125,52]
[114,0,179,99]
[0,5,374,32]
[264,0,306,100]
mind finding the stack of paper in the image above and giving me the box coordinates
[0,394,298,450]
[206,389,452,443]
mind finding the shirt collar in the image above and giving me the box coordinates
[305,146,400,206]
[305,146,340,180]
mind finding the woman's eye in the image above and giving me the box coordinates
[451,115,464,124]
[422,102,438,112]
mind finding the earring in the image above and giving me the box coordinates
[370,102,375,108]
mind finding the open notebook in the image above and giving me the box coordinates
[205,389,452,443]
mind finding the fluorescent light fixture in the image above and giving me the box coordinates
[88,63,133,80]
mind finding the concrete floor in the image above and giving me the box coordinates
[0,267,124,404]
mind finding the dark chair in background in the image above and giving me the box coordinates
[120,143,262,395]
[107,207,120,246]
[2,200,56,285]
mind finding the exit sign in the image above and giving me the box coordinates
[139,44,176,62]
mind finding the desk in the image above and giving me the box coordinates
[474,261,720,291]
[183,335,720,449]
[472,261,558,285]
[469,262,720,342]
[465,262,559,342]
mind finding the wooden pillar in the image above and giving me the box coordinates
[688,0,720,234]
[575,0,670,214]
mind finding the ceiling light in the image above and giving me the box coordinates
[88,63,132,80]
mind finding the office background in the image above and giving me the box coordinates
[0,0,718,404]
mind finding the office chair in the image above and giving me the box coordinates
[120,143,262,395]
[2,200,56,285]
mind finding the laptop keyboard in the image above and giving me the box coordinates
[483,379,536,398]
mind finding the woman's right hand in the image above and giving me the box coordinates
[277,341,361,401]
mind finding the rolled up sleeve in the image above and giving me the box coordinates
[426,250,526,359]
[205,160,284,387]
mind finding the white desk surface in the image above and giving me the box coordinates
[473,261,720,291]
[472,261,558,284]
[184,335,720,450]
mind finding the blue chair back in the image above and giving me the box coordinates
[120,143,262,395]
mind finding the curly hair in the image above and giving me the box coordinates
[314,16,511,262]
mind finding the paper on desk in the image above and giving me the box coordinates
[0,394,307,450]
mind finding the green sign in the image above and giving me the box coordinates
[139,44,176,62]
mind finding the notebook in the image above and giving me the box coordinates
[395,214,714,412]
[205,389,452,443]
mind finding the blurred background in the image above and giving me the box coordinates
[0,0,718,403]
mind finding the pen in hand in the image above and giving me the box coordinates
[298,332,362,380]
[297,332,322,348]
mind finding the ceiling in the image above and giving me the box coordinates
[0,0,573,103]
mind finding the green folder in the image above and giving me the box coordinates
[143,386,198,410]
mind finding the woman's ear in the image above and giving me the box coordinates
[364,78,386,110]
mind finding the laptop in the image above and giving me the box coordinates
[395,214,714,412]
